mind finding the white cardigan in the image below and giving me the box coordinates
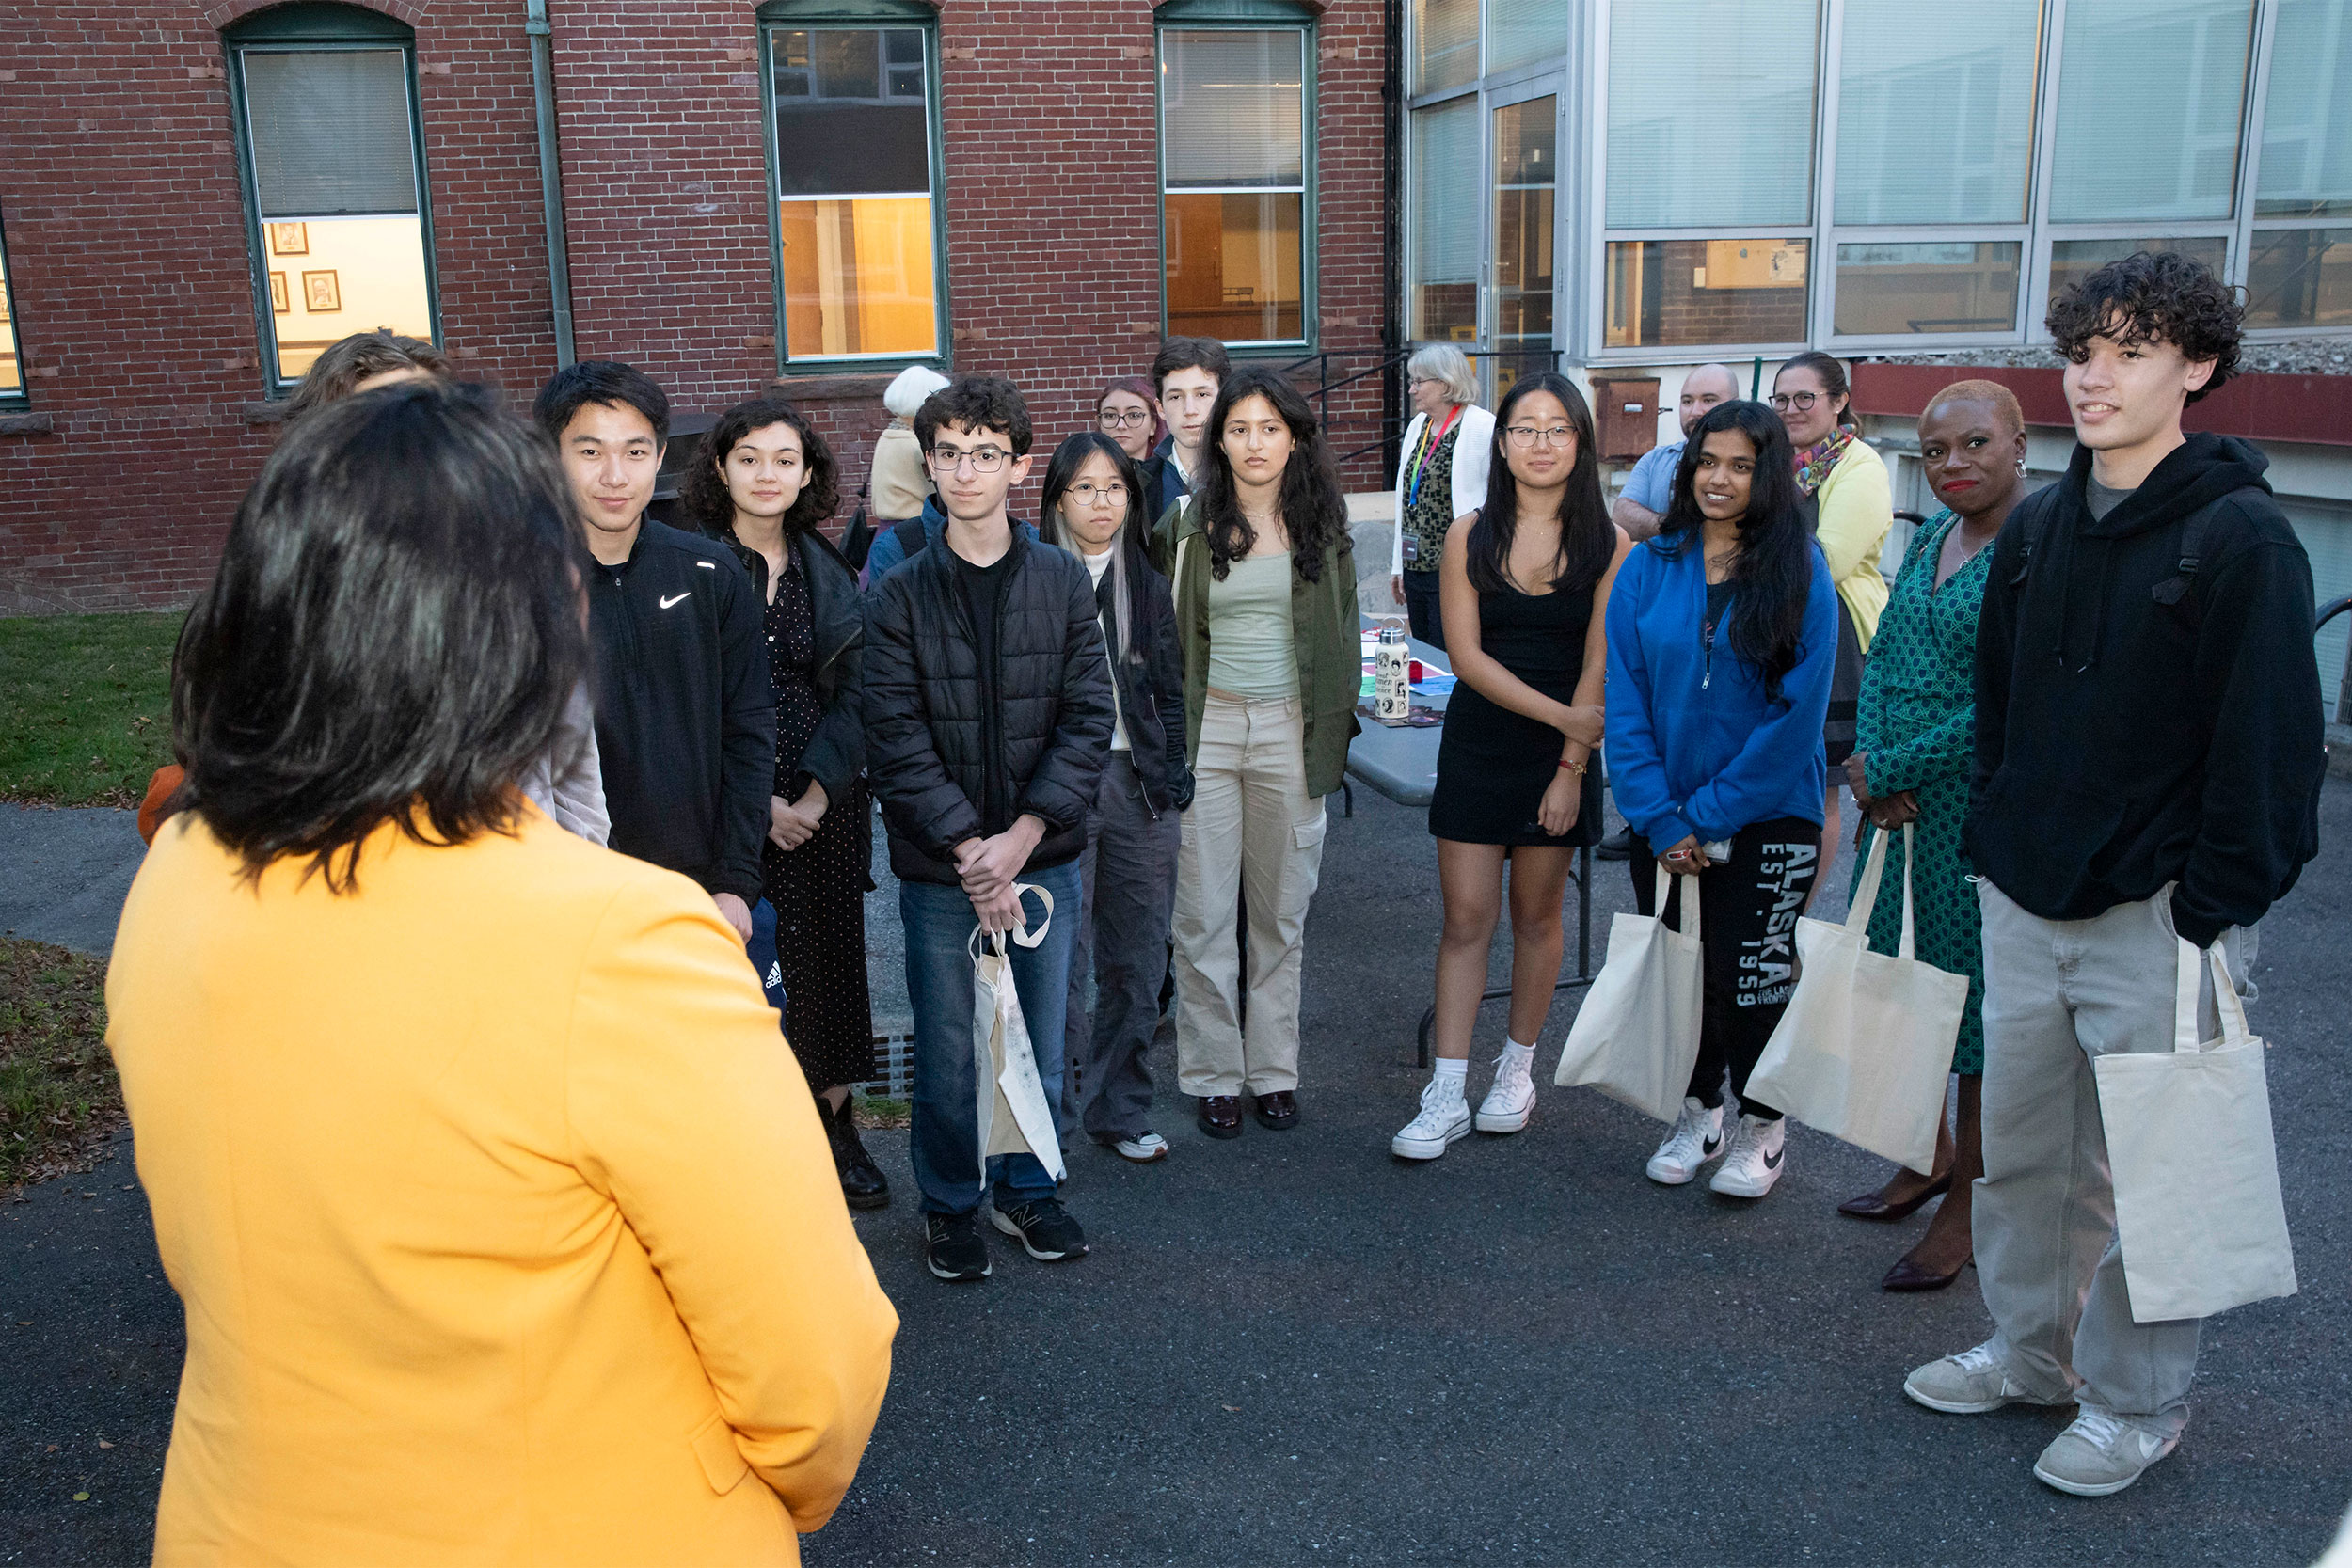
[1389,404,1496,576]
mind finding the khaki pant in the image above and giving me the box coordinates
[1974,879,2254,1438]
[1173,692,1327,1096]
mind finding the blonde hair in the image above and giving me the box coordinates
[1406,342,1479,408]
[1927,378,2026,436]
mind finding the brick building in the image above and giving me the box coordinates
[0,0,1399,613]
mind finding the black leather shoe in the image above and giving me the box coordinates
[1253,1090,1298,1132]
[1882,1252,1969,1292]
[1596,828,1634,862]
[1837,1174,1949,1224]
[821,1095,890,1211]
[1197,1095,1244,1139]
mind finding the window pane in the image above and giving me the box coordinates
[1834,0,2038,224]
[2244,227,2352,328]
[266,214,433,381]
[1410,100,1480,342]
[1494,96,1557,388]
[1164,192,1304,342]
[779,197,938,356]
[2256,0,2352,217]
[1834,241,2020,336]
[2046,236,2228,319]
[2051,0,2252,222]
[1604,238,1809,348]
[0,230,18,395]
[1608,0,1819,228]
[1163,31,1304,189]
[772,28,930,196]
[1412,0,1478,95]
[1488,0,1565,74]
[242,49,417,217]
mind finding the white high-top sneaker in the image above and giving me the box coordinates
[1645,1097,1725,1185]
[1474,1049,1535,1134]
[1391,1075,1472,1160]
[1708,1113,1788,1197]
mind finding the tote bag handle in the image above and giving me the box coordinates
[1844,824,1918,959]
[1651,863,1701,935]
[2173,936,2252,1053]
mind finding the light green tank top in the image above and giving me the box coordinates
[1205,552,1298,698]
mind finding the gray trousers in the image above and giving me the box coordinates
[1063,752,1181,1143]
[1974,879,2255,1438]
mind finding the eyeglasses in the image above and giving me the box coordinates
[1504,425,1574,448]
[1099,409,1152,428]
[928,445,1009,474]
[1068,482,1128,506]
[1768,391,1820,413]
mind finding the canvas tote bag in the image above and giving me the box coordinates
[2094,938,2296,1323]
[1746,824,1968,1174]
[968,884,1066,1182]
[1552,865,1704,1123]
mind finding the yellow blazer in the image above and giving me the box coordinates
[108,808,898,1567]
[1815,436,1894,652]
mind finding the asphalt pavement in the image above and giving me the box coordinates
[4,781,2347,1566]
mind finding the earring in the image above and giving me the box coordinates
[2015,458,2029,477]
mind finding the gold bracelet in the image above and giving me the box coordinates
[1557,757,1587,777]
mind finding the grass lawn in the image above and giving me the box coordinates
[0,611,183,807]
[0,937,121,1193]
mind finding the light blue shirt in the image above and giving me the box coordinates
[1622,438,1685,514]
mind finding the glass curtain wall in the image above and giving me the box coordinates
[2249,0,2352,326]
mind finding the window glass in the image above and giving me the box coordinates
[1604,238,1809,349]
[1410,100,1480,343]
[1607,0,1820,229]
[1834,0,2039,224]
[238,48,431,382]
[2050,0,2252,223]
[2256,0,2352,218]
[1412,0,1478,95]
[1486,0,1565,74]
[771,26,938,359]
[2244,226,2352,328]
[1162,29,1308,342]
[1492,96,1557,392]
[2046,236,2228,318]
[1834,241,2021,336]
[0,221,18,396]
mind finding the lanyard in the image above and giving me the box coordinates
[1404,406,1462,511]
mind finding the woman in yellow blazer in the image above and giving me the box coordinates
[109,382,897,1567]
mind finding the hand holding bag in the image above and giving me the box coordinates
[1745,824,1968,1173]
[1552,865,1704,1123]
[969,884,1066,1182]
[2094,938,2296,1323]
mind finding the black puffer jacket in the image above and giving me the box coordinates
[863,530,1116,885]
[1093,531,1193,815]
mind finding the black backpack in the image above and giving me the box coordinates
[2011,484,2213,627]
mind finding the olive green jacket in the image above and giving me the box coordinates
[1152,499,1361,800]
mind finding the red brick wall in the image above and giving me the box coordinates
[0,0,1391,612]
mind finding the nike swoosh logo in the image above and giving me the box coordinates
[1702,1136,1723,1155]
[659,593,691,609]
[1762,1147,1783,1169]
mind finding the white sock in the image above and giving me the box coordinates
[1431,1057,1469,1097]
[1501,1038,1535,1069]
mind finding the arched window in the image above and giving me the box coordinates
[224,2,438,389]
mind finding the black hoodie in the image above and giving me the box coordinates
[1967,434,2325,948]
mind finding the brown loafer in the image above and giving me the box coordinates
[1882,1253,1970,1292]
[1837,1174,1950,1223]
[1252,1091,1298,1132]
[1197,1095,1243,1140]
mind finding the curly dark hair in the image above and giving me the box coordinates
[914,373,1033,458]
[2046,250,2243,403]
[678,396,839,539]
[1192,365,1350,584]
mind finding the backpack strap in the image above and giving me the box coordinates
[2007,483,2059,587]
[2149,511,2211,624]
[892,515,929,560]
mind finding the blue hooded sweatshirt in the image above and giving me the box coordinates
[1604,535,1837,849]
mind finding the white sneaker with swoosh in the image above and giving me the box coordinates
[1708,1112,1787,1197]
[659,592,691,609]
[2034,1407,2180,1497]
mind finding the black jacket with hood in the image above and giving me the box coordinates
[1089,530,1194,816]
[720,526,866,804]
[1966,435,2325,948]
[862,528,1117,886]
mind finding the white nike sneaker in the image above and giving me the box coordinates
[1708,1113,1788,1197]
[1473,1050,1535,1134]
[2034,1407,2180,1497]
[1645,1097,1725,1185]
[1391,1077,1472,1160]
[1903,1341,2074,1416]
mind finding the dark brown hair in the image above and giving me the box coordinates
[282,331,448,423]
[679,396,840,539]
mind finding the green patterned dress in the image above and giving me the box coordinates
[1851,509,1990,1073]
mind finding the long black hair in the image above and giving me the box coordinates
[172,380,593,891]
[679,395,840,539]
[1193,365,1350,582]
[1036,430,1148,662]
[1657,400,1814,700]
[1466,372,1613,598]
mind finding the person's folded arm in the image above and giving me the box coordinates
[565,873,898,1529]
[1600,555,1693,849]
[863,577,982,857]
[1683,551,1838,842]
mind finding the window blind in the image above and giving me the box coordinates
[1412,0,1477,94]
[2050,0,2252,222]
[1412,100,1479,292]
[1834,0,2039,225]
[242,49,417,217]
[1606,0,1820,230]
[1486,0,1565,74]
[1163,30,1305,190]
[2257,0,2352,216]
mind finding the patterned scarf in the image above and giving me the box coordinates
[1793,423,1858,497]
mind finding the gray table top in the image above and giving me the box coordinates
[1345,619,1453,807]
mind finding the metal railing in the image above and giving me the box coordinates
[1276,344,1566,474]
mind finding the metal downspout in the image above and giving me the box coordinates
[527,0,577,368]
[1380,0,1406,478]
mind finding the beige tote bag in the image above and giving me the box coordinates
[2094,939,2296,1323]
[1552,865,1703,1123]
[1746,824,1968,1174]
[969,884,1065,1182]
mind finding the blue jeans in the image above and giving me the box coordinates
[901,859,1081,1217]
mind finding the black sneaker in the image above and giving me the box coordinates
[925,1212,991,1282]
[1596,827,1634,862]
[989,1197,1089,1262]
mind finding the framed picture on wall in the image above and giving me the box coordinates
[269,272,289,313]
[268,222,308,256]
[303,270,341,312]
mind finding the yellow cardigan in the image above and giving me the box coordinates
[109,808,898,1567]
[1814,436,1893,652]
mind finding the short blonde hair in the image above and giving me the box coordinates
[1406,342,1479,408]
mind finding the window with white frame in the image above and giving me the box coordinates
[0,207,23,401]
[1409,99,1480,344]
[2248,0,2352,328]
[1160,25,1311,345]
